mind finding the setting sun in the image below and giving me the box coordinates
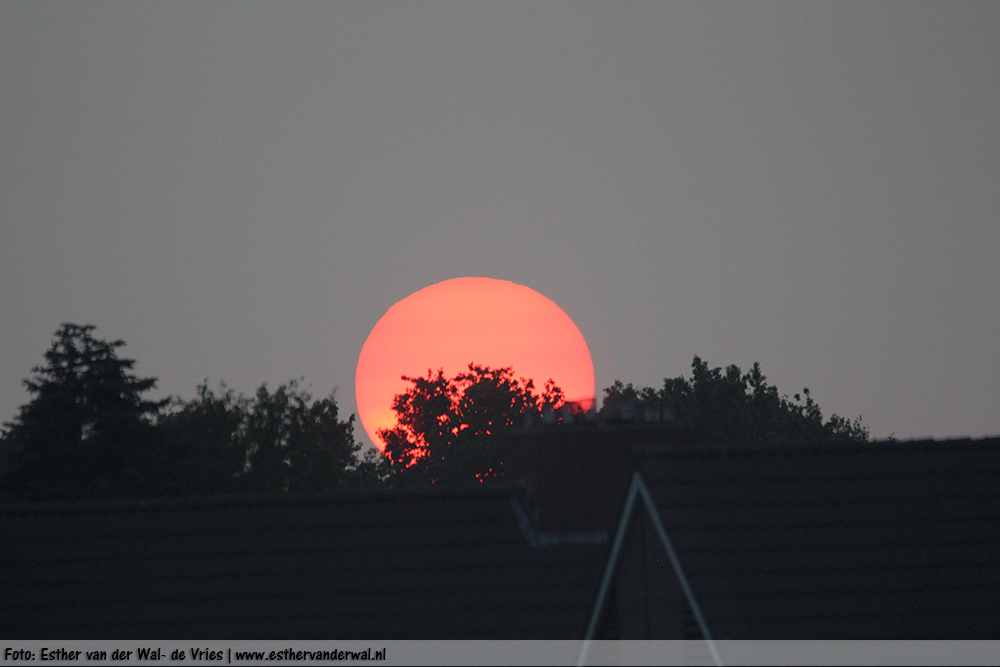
[355,277,595,451]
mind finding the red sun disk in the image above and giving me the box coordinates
[355,277,595,451]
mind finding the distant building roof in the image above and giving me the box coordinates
[1,488,607,639]
[502,422,698,532]
[589,436,1000,640]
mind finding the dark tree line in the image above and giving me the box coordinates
[380,357,869,487]
[602,356,869,447]
[1,324,868,501]
[0,324,382,502]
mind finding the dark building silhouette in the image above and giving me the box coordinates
[0,488,606,639]
[3,428,1000,641]
[501,422,697,533]
[588,436,1000,640]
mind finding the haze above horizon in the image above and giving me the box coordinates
[1,3,997,444]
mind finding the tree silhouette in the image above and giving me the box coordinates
[1,324,378,501]
[241,381,361,493]
[603,356,869,446]
[0,324,168,501]
[160,380,376,494]
[379,364,565,486]
[155,382,247,496]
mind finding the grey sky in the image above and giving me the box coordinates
[2,2,998,445]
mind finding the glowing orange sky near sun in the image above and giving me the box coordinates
[355,277,595,451]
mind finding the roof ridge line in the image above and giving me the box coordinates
[0,485,525,516]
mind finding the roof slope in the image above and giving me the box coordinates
[0,488,606,639]
[636,437,1000,638]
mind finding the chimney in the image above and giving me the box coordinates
[500,422,698,533]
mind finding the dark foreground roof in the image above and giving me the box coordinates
[0,487,607,639]
[632,436,1000,638]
